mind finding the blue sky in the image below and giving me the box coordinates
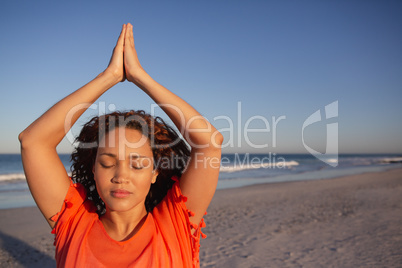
[0,0,401,154]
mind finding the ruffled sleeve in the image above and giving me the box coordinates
[170,176,207,267]
[51,180,99,267]
[153,176,207,268]
[50,180,89,244]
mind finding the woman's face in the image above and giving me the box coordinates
[93,127,158,214]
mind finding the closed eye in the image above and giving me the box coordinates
[100,163,115,168]
[131,166,143,170]
[130,157,153,170]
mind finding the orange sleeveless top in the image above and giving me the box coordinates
[51,178,206,267]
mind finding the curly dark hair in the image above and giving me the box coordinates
[70,110,190,215]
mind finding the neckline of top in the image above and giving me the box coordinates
[96,212,153,245]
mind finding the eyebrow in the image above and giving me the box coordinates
[99,153,152,159]
[129,153,153,159]
[99,153,117,158]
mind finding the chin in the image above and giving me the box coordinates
[105,200,144,213]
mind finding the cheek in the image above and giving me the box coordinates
[93,178,106,200]
[93,171,111,195]
[135,172,155,188]
[131,171,156,195]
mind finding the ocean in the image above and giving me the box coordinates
[0,153,401,209]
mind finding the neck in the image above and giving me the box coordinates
[100,205,148,242]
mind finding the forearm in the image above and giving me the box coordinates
[132,70,223,149]
[19,72,118,149]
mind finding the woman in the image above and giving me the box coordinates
[19,23,223,267]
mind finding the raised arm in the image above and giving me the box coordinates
[18,24,127,228]
[123,23,223,226]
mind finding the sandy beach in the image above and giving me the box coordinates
[1,168,401,267]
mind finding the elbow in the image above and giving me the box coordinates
[212,131,224,148]
[18,130,26,143]
[18,130,35,150]
[19,129,58,151]
[18,131,28,150]
[187,129,224,151]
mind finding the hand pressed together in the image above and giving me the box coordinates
[104,24,126,83]
[123,23,146,83]
[103,23,146,85]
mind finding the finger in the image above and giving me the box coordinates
[109,25,125,67]
[116,24,126,47]
[125,23,134,47]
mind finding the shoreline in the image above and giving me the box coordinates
[1,164,401,211]
[1,168,401,267]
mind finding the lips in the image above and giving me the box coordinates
[111,189,132,198]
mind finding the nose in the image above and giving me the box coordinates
[111,165,129,184]
[111,176,126,184]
